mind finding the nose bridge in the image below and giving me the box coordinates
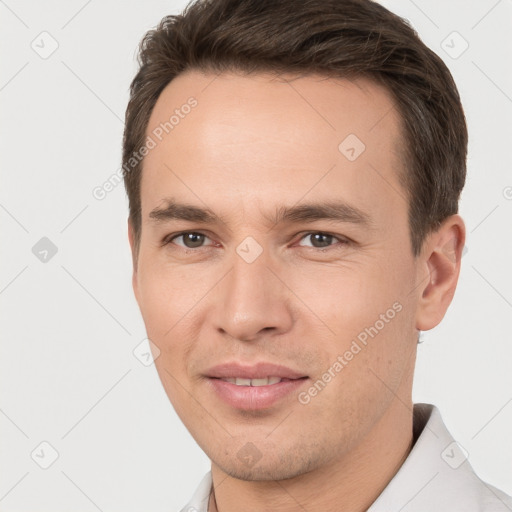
[214,241,292,341]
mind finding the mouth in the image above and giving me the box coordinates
[205,362,309,410]
[217,376,295,386]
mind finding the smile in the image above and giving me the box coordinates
[219,376,286,386]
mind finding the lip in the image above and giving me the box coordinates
[205,362,307,380]
[205,362,308,410]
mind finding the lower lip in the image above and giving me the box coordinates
[207,378,308,410]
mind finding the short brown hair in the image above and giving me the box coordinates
[123,0,467,257]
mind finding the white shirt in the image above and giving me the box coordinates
[180,403,512,511]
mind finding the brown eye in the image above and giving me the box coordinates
[170,232,211,249]
[298,232,344,249]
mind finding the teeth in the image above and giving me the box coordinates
[220,377,283,386]
[250,378,270,386]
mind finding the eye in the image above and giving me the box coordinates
[163,231,349,251]
[297,232,348,249]
[165,231,214,249]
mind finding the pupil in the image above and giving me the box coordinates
[312,233,332,248]
[185,233,204,248]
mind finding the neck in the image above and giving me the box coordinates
[208,396,415,512]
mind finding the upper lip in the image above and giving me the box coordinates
[206,362,307,380]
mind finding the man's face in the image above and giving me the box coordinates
[130,70,426,480]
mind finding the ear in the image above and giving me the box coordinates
[415,214,466,331]
[127,217,139,302]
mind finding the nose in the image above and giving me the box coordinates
[212,247,294,342]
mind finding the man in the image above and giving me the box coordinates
[122,0,512,510]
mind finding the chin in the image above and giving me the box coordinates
[221,465,300,482]
[214,453,318,482]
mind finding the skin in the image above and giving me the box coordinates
[128,70,466,512]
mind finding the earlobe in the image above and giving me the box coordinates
[415,214,466,331]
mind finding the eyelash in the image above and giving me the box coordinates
[162,231,350,251]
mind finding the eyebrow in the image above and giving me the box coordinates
[149,200,218,224]
[148,198,374,229]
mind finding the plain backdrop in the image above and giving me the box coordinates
[1,0,511,510]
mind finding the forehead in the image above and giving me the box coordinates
[141,70,406,227]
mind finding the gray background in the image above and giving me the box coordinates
[1,0,511,510]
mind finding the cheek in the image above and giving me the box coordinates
[288,253,418,389]
[137,264,199,402]
[136,257,204,336]
[290,257,407,333]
